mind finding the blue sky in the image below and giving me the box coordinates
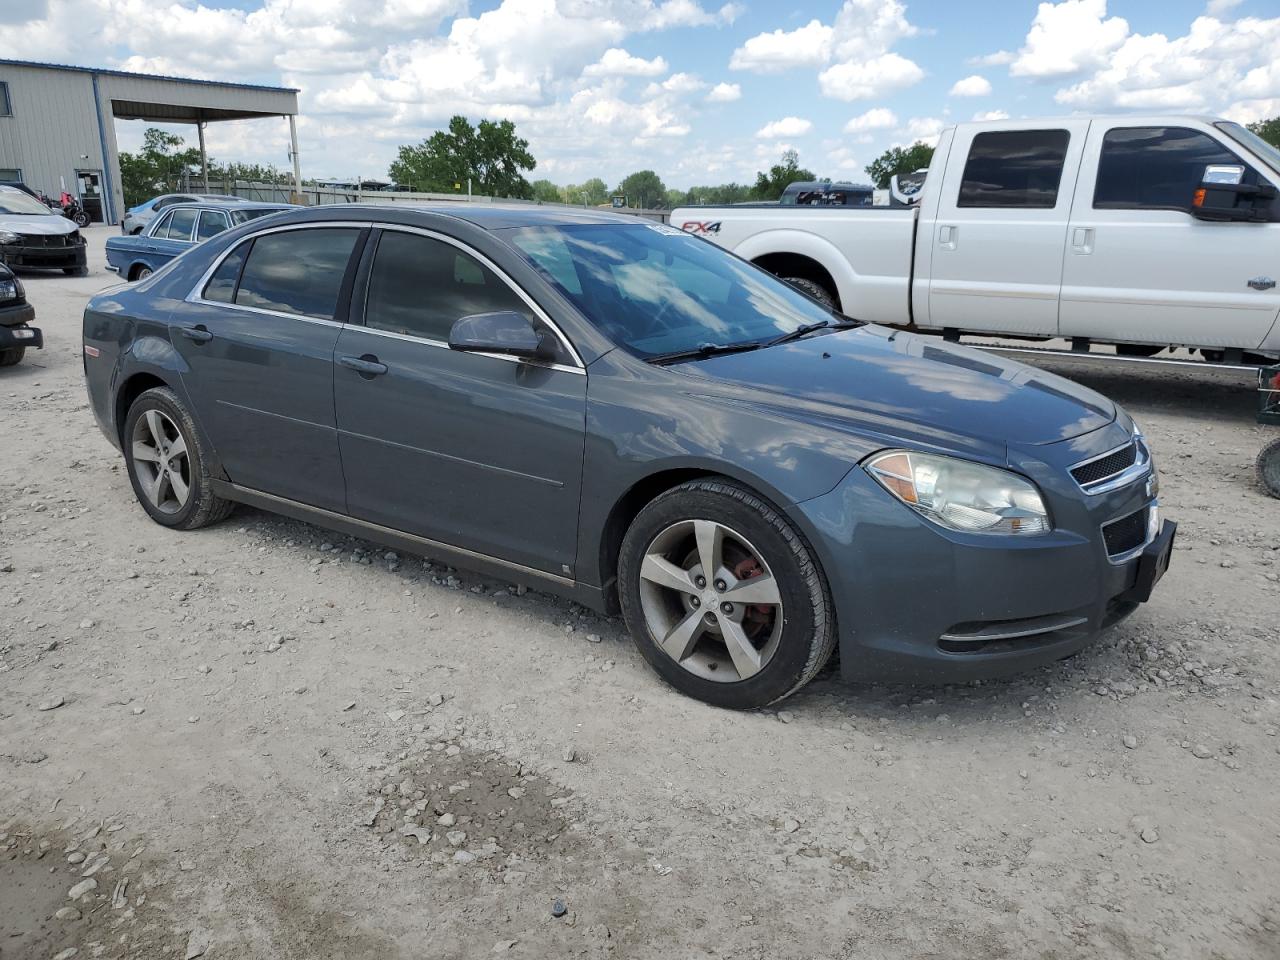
[3,0,1278,190]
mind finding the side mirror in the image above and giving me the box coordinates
[448,311,557,361]
[1191,163,1277,222]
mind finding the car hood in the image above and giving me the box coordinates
[0,214,76,236]
[680,324,1115,447]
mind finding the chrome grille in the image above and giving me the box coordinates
[1071,442,1137,487]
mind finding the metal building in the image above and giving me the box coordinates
[0,60,299,226]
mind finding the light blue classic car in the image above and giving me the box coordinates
[105,201,292,280]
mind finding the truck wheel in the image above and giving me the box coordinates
[123,386,234,529]
[783,277,836,309]
[618,478,836,709]
[1257,439,1280,499]
[1116,344,1163,358]
[0,347,24,367]
[63,266,88,277]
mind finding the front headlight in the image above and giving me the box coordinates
[0,230,20,245]
[865,450,1050,535]
[0,278,16,301]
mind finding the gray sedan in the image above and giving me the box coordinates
[81,204,1174,708]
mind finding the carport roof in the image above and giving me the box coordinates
[0,59,299,95]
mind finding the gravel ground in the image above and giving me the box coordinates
[2,226,1279,960]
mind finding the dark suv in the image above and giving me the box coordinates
[0,261,41,366]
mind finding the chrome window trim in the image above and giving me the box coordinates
[367,223,586,371]
[149,207,176,239]
[183,220,586,374]
[163,206,198,243]
[1069,437,1151,496]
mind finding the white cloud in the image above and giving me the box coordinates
[972,109,1010,121]
[904,116,945,145]
[756,116,813,139]
[844,107,898,133]
[819,53,924,101]
[583,47,668,77]
[1010,0,1130,79]
[728,19,833,72]
[642,72,705,96]
[1206,0,1241,15]
[706,81,742,102]
[969,50,1015,66]
[949,75,992,97]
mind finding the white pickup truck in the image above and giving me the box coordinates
[671,116,1280,361]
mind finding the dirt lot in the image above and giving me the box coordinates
[2,227,1279,960]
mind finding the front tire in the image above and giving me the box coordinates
[618,478,836,709]
[0,347,24,367]
[123,386,233,529]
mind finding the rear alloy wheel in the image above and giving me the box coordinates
[134,265,153,281]
[124,386,233,529]
[619,479,836,708]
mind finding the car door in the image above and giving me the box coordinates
[1060,123,1280,351]
[171,223,366,513]
[926,121,1090,336]
[333,226,587,577]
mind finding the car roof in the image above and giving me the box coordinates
[162,201,292,212]
[354,202,645,229]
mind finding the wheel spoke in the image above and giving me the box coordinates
[144,410,167,449]
[143,468,166,507]
[720,618,763,680]
[693,519,724,579]
[724,573,781,606]
[167,469,190,506]
[660,609,706,663]
[167,433,187,460]
[640,554,695,594]
[131,441,161,463]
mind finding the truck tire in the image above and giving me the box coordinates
[1257,438,1280,499]
[783,277,836,309]
[0,347,24,367]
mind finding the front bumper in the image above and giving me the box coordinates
[796,425,1173,684]
[0,240,87,270]
[0,319,42,351]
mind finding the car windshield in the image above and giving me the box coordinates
[229,208,286,224]
[0,190,55,216]
[504,222,835,358]
[1216,122,1280,177]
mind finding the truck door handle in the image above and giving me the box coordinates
[179,325,212,343]
[339,354,388,378]
[938,225,957,250]
[1071,227,1095,254]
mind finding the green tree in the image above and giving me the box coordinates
[664,188,688,208]
[615,170,667,209]
[117,127,202,206]
[865,142,935,190]
[530,178,563,203]
[1247,117,1280,148]
[207,160,292,185]
[751,149,817,201]
[686,182,751,205]
[565,177,609,206]
[389,116,536,198]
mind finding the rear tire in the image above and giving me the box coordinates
[0,347,24,367]
[618,478,836,709]
[1257,439,1280,500]
[782,276,836,309]
[132,265,153,281]
[123,386,234,530]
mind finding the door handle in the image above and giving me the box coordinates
[179,324,212,343]
[1071,227,1095,254]
[339,354,388,378]
[938,224,957,249]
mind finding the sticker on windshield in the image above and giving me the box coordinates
[645,223,686,236]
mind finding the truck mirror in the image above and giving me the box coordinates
[1191,168,1276,223]
[1202,164,1244,186]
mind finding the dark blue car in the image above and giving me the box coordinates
[81,204,1175,709]
[105,201,291,281]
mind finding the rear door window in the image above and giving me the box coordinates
[1093,126,1255,210]
[163,207,198,241]
[958,129,1071,208]
[195,210,231,241]
[233,228,360,320]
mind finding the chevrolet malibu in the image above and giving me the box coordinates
[81,205,1175,709]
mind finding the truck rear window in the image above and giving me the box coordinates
[957,129,1070,209]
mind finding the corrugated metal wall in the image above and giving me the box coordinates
[0,64,105,205]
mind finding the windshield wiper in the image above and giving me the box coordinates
[766,316,863,347]
[645,341,763,365]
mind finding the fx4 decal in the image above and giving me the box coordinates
[679,220,721,235]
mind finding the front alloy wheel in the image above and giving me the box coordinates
[619,478,836,709]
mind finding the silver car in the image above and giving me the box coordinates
[121,193,252,235]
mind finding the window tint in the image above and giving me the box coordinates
[958,129,1070,208]
[196,210,230,241]
[364,231,536,343]
[203,243,247,303]
[1094,126,1251,210]
[234,228,359,319]
[163,207,197,241]
[150,210,175,237]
